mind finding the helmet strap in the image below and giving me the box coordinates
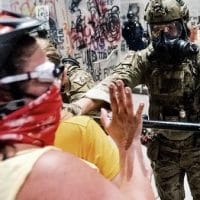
[179,19,189,40]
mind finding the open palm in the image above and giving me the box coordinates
[100,80,144,150]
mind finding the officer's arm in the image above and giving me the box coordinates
[75,51,144,115]
[74,72,125,115]
[74,97,103,115]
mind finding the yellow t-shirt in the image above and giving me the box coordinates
[54,116,120,180]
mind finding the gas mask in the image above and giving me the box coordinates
[149,21,199,65]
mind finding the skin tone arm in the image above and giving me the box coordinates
[74,97,103,114]
[17,80,153,200]
[17,150,125,200]
[100,80,155,200]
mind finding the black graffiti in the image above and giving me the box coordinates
[103,65,115,77]
[70,9,88,49]
[101,6,120,42]
[107,45,118,55]
[48,29,64,45]
[85,49,119,81]
[93,65,102,81]
[70,0,82,13]
[87,0,121,43]
[70,0,120,52]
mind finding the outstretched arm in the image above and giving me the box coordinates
[74,97,103,114]
[100,80,154,200]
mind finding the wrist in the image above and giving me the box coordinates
[117,138,141,151]
[62,103,82,115]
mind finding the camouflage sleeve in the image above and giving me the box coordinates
[85,50,146,103]
[66,65,95,102]
[195,49,200,86]
[195,47,200,66]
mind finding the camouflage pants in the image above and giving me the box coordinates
[147,134,200,200]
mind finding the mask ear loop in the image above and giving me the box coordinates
[147,23,152,40]
[160,30,165,42]
[179,19,189,40]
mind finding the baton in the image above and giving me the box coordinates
[91,116,200,132]
[143,120,200,131]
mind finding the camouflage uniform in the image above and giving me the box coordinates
[61,64,95,103]
[85,0,200,199]
[85,43,200,199]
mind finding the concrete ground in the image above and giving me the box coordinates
[134,91,193,200]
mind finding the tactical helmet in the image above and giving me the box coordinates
[127,10,135,20]
[144,0,189,24]
[0,9,42,76]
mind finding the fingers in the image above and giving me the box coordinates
[125,87,134,116]
[136,103,144,123]
[100,108,110,130]
[108,80,145,150]
[109,80,144,119]
[109,80,133,116]
[109,82,118,120]
[115,81,127,114]
[137,103,144,115]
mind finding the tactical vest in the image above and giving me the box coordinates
[146,59,200,123]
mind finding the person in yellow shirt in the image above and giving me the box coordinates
[0,12,154,200]
[37,36,120,180]
[55,116,119,180]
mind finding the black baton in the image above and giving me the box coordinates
[143,120,200,131]
[91,115,200,132]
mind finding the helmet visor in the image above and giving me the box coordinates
[150,21,183,40]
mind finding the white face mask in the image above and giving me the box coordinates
[0,61,64,84]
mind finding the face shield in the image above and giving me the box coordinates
[150,21,183,40]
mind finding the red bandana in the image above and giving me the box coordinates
[0,84,62,146]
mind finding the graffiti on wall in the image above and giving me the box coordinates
[6,0,122,81]
[69,0,120,56]
[90,49,119,81]
[10,0,35,15]
[8,0,68,53]
[7,1,66,64]
[68,0,121,80]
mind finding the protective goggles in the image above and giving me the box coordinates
[150,21,183,40]
[0,61,64,84]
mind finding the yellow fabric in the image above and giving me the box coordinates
[0,146,56,200]
[54,116,120,180]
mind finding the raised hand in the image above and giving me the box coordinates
[100,80,144,150]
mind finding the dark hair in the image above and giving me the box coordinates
[37,29,48,39]
[0,35,38,102]
[36,37,61,65]
[7,35,37,75]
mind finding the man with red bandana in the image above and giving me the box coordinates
[0,10,154,200]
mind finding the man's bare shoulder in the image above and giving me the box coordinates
[17,150,124,200]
